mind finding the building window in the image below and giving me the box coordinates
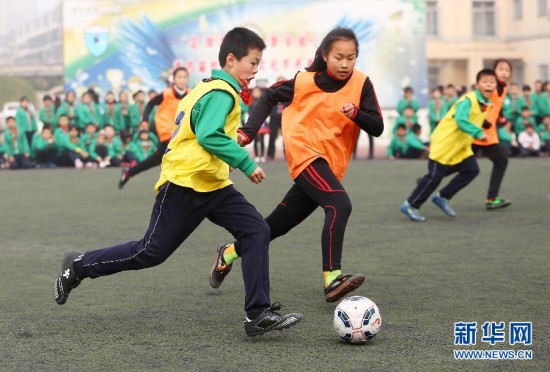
[538,0,548,17]
[428,65,441,91]
[472,1,496,37]
[513,0,523,20]
[540,64,549,82]
[426,1,439,36]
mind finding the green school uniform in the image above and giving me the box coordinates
[126,139,157,162]
[396,97,420,115]
[497,126,512,143]
[56,102,79,127]
[15,107,37,133]
[101,102,124,132]
[76,103,101,130]
[428,98,445,133]
[393,116,417,134]
[517,94,539,116]
[54,128,80,153]
[32,132,57,159]
[39,104,58,128]
[129,102,146,130]
[514,116,537,135]
[536,93,550,118]
[78,133,97,153]
[387,136,406,157]
[4,129,30,156]
[404,131,425,153]
[90,136,123,160]
[132,130,159,147]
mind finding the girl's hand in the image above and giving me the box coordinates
[341,103,356,119]
[237,133,248,146]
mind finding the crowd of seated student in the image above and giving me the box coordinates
[0,89,160,170]
[387,80,550,160]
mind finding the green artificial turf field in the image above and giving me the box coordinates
[0,158,549,371]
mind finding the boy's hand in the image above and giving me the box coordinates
[478,134,488,141]
[341,103,356,118]
[248,166,266,184]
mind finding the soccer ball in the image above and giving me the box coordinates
[333,296,382,344]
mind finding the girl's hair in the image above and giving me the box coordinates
[493,59,513,72]
[306,27,359,72]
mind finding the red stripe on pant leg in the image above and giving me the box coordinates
[303,168,328,191]
[306,165,330,191]
[325,205,336,270]
[308,164,333,191]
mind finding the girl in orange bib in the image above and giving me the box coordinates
[210,27,384,302]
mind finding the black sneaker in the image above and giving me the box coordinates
[324,274,365,302]
[118,167,130,189]
[53,251,83,305]
[486,197,511,210]
[209,243,233,288]
[244,302,303,336]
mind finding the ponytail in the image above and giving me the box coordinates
[306,27,359,72]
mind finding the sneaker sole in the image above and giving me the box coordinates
[246,314,303,336]
[325,275,365,302]
[209,244,229,289]
[486,202,511,210]
[432,199,456,217]
[400,206,426,222]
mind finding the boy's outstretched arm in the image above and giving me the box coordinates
[192,91,260,179]
[454,98,486,140]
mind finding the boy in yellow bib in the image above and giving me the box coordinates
[53,27,303,337]
[400,69,497,221]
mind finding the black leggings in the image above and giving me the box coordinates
[472,143,508,199]
[236,158,352,271]
[128,141,168,177]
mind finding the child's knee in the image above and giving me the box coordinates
[256,220,271,243]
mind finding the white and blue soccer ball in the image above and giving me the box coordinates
[333,296,382,344]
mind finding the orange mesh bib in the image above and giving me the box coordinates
[155,88,185,142]
[473,85,507,146]
[282,71,366,181]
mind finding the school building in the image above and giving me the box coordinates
[426,0,550,88]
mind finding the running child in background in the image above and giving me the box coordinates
[400,69,496,222]
[472,59,513,210]
[209,27,384,302]
[53,27,302,337]
[118,67,191,189]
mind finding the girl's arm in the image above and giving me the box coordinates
[239,78,295,144]
[351,78,384,137]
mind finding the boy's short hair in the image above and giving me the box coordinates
[411,123,421,133]
[476,69,496,82]
[20,96,29,102]
[58,114,69,121]
[522,84,531,91]
[403,86,413,93]
[396,124,407,131]
[85,122,97,129]
[521,106,530,112]
[6,116,15,122]
[42,123,52,131]
[218,27,266,67]
[43,95,53,101]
